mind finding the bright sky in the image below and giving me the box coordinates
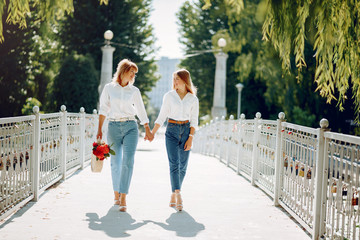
[149,0,192,60]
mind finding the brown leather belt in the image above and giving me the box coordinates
[168,119,189,124]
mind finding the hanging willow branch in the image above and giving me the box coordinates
[263,0,360,121]
[0,0,108,43]
[205,0,360,121]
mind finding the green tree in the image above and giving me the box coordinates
[57,0,158,104]
[0,5,65,117]
[262,0,360,121]
[0,24,28,116]
[52,54,98,112]
[0,0,108,42]
[22,97,42,115]
[204,0,360,121]
[178,0,241,119]
[200,0,358,134]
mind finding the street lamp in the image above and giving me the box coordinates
[211,37,228,119]
[98,30,116,100]
[235,83,244,119]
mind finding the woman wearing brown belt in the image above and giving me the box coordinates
[150,69,199,211]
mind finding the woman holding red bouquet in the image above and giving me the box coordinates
[97,59,153,212]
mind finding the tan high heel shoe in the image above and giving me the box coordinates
[176,192,183,212]
[169,192,176,208]
[119,194,127,212]
[114,191,120,205]
[119,204,127,212]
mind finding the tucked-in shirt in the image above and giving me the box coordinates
[155,90,199,128]
[99,82,149,125]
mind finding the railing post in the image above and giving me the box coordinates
[251,112,261,186]
[204,123,209,155]
[274,112,285,206]
[32,106,41,202]
[237,113,245,175]
[227,115,234,167]
[210,117,219,157]
[219,116,225,161]
[313,118,329,240]
[60,105,67,180]
[79,107,85,169]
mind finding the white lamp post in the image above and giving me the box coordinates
[211,38,228,119]
[235,83,244,119]
[98,30,115,100]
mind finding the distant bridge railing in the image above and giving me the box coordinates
[193,112,360,240]
[0,106,98,221]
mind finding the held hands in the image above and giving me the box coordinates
[144,124,154,142]
[144,131,154,142]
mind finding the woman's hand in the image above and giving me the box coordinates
[144,124,154,142]
[144,131,154,142]
[184,137,193,151]
[96,130,102,140]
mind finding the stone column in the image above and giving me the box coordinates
[211,51,228,119]
[98,45,115,98]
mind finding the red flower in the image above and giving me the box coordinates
[92,141,115,161]
[98,144,110,154]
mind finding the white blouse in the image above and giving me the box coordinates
[99,82,149,125]
[155,90,199,128]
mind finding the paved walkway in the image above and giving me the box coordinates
[0,135,311,240]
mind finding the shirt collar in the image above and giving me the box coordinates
[112,81,133,89]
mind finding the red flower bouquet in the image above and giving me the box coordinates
[92,140,115,161]
[91,140,115,173]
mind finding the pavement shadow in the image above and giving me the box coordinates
[85,206,148,238]
[150,211,205,237]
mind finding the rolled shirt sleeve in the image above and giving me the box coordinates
[133,88,149,125]
[155,93,170,127]
[98,85,111,116]
[190,97,199,129]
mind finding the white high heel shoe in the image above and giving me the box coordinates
[169,193,176,208]
[176,192,183,212]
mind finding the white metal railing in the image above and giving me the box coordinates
[0,105,98,221]
[193,112,360,240]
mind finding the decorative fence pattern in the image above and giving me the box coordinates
[0,106,98,221]
[193,113,360,240]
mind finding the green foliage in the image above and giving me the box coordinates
[178,0,239,118]
[262,0,360,121]
[52,54,99,113]
[0,3,65,117]
[58,0,158,102]
[21,97,42,115]
[0,0,108,42]
[199,0,358,134]
[0,13,33,117]
[291,106,316,127]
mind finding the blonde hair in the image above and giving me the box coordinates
[112,59,138,85]
[173,69,197,95]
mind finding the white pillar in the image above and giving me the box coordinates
[274,112,285,206]
[32,106,40,201]
[251,112,261,186]
[211,51,228,119]
[60,105,67,180]
[313,118,329,240]
[236,83,244,119]
[98,45,115,98]
[79,107,85,169]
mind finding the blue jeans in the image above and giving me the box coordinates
[165,122,191,192]
[107,121,138,194]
